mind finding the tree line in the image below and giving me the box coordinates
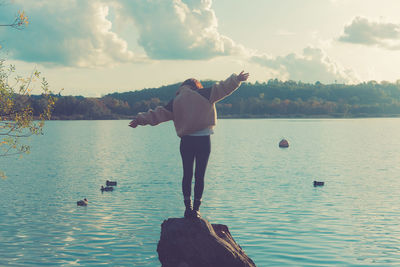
[30,79,400,119]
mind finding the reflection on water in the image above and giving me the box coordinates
[1,119,400,266]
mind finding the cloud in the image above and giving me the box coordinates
[0,0,137,67]
[338,16,400,50]
[0,0,246,65]
[117,0,246,60]
[1,0,357,84]
[252,46,358,84]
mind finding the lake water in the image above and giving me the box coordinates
[1,119,399,266]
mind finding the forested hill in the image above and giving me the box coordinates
[36,79,400,119]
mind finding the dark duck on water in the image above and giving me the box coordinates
[77,198,88,206]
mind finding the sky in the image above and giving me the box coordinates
[1,0,400,96]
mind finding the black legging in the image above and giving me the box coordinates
[180,135,211,200]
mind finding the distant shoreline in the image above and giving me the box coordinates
[46,114,400,120]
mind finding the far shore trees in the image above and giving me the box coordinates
[43,79,400,120]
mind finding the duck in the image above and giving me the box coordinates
[106,180,117,186]
[313,181,324,187]
[279,139,289,148]
[77,198,88,206]
[101,185,114,192]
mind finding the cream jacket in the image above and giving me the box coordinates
[134,74,242,137]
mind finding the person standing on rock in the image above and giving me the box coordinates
[129,71,249,218]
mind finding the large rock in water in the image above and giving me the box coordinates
[157,217,256,267]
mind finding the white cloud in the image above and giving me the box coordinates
[0,0,138,67]
[1,0,247,65]
[117,0,246,60]
[339,16,400,50]
[1,0,358,84]
[252,46,358,84]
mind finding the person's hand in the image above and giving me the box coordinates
[129,119,138,128]
[237,71,249,82]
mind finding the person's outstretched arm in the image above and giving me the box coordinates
[209,71,249,103]
[129,104,173,128]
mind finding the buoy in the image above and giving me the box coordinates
[77,198,88,206]
[279,139,289,148]
[101,186,114,192]
[313,181,324,187]
[106,180,117,186]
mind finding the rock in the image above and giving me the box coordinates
[157,217,256,267]
[279,139,289,148]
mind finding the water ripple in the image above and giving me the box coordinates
[1,119,400,266]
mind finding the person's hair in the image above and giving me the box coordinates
[181,78,203,90]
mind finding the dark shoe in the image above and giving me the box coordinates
[193,199,201,211]
[184,197,193,218]
[192,199,202,218]
[184,208,193,218]
[192,210,201,218]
